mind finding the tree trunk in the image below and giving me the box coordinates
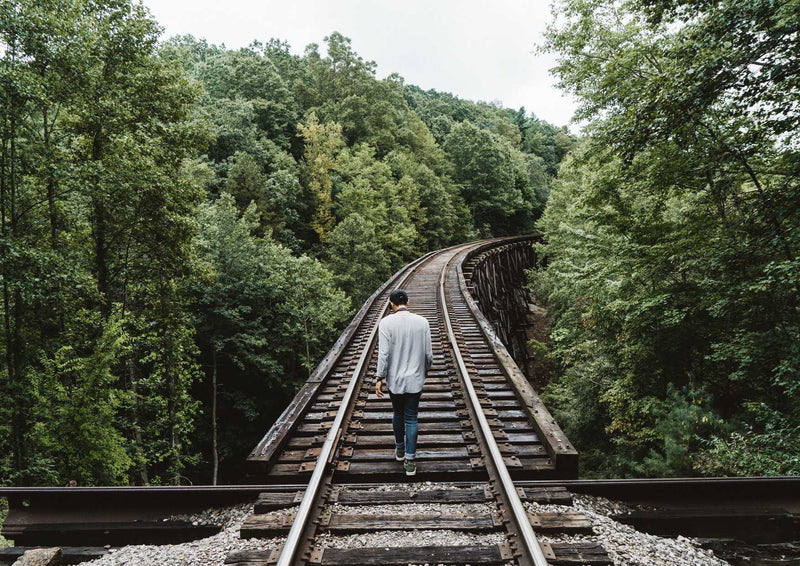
[212,349,219,486]
[304,319,312,377]
[128,359,149,485]
[5,74,27,478]
[1,137,12,444]
[90,125,110,318]
[43,107,58,249]
[164,315,181,486]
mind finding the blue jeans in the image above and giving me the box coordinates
[389,391,421,461]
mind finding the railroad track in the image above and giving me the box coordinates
[231,237,605,566]
[3,478,799,564]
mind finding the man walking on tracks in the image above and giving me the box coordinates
[375,289,433,476]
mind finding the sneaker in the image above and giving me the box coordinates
[395,446,405,461]
[404,459,416,476]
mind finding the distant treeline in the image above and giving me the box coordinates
[0,0,571,486]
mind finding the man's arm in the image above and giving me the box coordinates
[375,320,390,397]
[424,319,433,370]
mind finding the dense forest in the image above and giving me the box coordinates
[2,0,796,487]
[533,0,800,477]
[0,0,570,486]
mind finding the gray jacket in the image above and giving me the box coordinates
[376,310,433,394]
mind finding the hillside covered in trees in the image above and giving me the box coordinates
[0,0,571,486]
[533,0,799,477]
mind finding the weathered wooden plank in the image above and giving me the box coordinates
[505,432,541,443]
[358,410,460,422]
[343,433,468,446]
[343,459,481,474]
[350,392,453,402]
[518,457,557,470]
[267,463,313,476]
[500,420,536,430]
[521,487,573,505]
[496,410,527,419]
[253,491,303,512]
[326,512,500,532]
[0,547,108,564]
[488,400,526,409]
[349,447,471,461]
[297,422,333,434]
[242,511,501,537]
[545,542,613,565]
[225,545,508,566]
[508,444,547,457]
[335,488,489,505]
[274,449,319,462]
[240,514,295,538]
[364,401,457,410]
[224,548,280,565]
[355,421,464,433]
[527,512,593,533]
[318,545,509,565]
[486,390,517,398]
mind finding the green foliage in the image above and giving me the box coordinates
[537,0,800,477]
[527,338,559,384]
[637,386,724,477]
[191,193,349,480]
[30,313,133,486]
[328,213,391,304]
[1,0,204,485]
[333,144,419,266]
[1,0,570,486]
[696,403,800,477]
[444,121,539,235]
[298,113,344,242]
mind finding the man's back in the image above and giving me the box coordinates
[376,311,433,394]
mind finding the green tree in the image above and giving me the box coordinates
[1,0,205,485]
[192,193,349,483]
[333,144,418,268]
[298,113,343,243]
[328,213,391,304]
[31,313,133,485]
[444,121,537,236]
[538,0,800,476]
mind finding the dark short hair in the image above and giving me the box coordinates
[389,289,408,306]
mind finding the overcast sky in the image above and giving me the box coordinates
[140,0,579,129]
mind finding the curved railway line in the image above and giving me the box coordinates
[231,236,602,566]
[2,236,799,566]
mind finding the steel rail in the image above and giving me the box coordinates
[274,246,448,566]
[439,249,550,566]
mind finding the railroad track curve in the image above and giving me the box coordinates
[232,237,608,566]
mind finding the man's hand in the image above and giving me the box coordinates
[375,379,385,398]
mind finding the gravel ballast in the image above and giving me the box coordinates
[531,495,730,566]
[315,529,508,549]
[81,504,283,566]
[76,489,733,565]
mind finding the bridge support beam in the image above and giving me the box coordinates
[459,236,578,478]
[463,238,540,370]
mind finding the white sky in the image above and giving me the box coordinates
[140,0,579,129]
